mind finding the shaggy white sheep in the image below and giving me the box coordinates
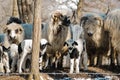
[3,22,24,46]
[46,10,71,68]
[104,9,120,66]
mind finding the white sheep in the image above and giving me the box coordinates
[64,39,84,73]
[70,24,88,70]
[18,39,51,73]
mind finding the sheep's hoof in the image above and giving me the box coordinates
[6,69,11,73]
[69,71,73,74]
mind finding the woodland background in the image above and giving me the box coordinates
[0,0,120,33]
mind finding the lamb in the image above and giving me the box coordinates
[39,39,51,70]
[70,23,88,70]
[18,39,51,73]
[63,39,84,73]
[0,43,10,73]
[104,9,120,66]
[80,13,110,66]
[9,44,19,72]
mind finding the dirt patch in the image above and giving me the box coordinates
[0,66,120,80]
[0,76,25,80]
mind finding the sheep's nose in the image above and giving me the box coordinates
[10,36,15,39]
[69,47,72,50]
[87,33,93,37]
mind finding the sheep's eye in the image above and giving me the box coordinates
[7,30,11,34]
[72,43,74,46]
[15,29,18,33]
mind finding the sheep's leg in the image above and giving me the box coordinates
[3,52,10,73]
[97,54,102,66]
[44,58,49,69]
[3,58,10,73]
[75,57,80,73]
[39,56,43,70]
[70,59,74,73]
[82,51,88,70]
[18,50,27,73]
[51,57,56,68]
[110,46,116,66]
[11,57,17,72]
[89,55,94,66]
[0,63,4,73]
[55,59,58,69]
[117,52,120,66]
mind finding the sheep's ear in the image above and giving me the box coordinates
[47,42,51,46]
[80,16,88,27]
[0,42,3,46]
[51,13,57,20]
[94,17,103,27]
[2,46,10,51]
[18,27,23,34]
[63,42,68,46]
[73,41,78,46]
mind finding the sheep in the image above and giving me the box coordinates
[70,23,88,70]
[39,39,51,70]
[46,10,71,68]
[3,22,24,45]
[80,13,110,66]
[63,39,84,73]
[6,17,48,40]
[9,44,19,72]
[0,43,10,73]
[18,39,51,73]
[104,9,120,66]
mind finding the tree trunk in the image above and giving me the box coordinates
[76,0,84,23]
[12,0,19,17]
[17,0,34,23]
[28,0,41,80]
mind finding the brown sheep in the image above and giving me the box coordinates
[47,10,71,68]
[104,9,120,66]
[80,13,110,66]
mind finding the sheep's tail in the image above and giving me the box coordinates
[6,16,22,25]
[18,43,22,54]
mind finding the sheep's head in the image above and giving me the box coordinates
[4,23,24,44]
[51,11,71,35]
[64,39,78,53]
[80,14,103,37]
[40,39,51,51]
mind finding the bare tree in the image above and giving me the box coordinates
[71,0,84,24]
[12,0,19,17]
[76,0,84,23]
[28,0,41,80]
[17,0,34,23]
